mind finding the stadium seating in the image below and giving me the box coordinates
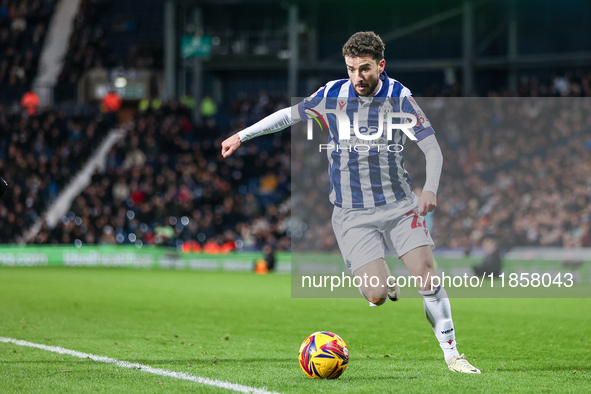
[55,0,161,102]
[0,0,55,105]
[0,108,116,243]
[24,98,291,251]
[0,0,589,251]
[291,97,591,252]
[2,87,590,251]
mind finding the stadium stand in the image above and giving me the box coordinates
[0,107,116,243]
[0,0,55,105]
[23,97,291,251]
[292,96,591,252]
[422,70,591,98]
[0,0,590,254]
[55,0,162,102]
[2,84,591,251]
[55,0,115,101]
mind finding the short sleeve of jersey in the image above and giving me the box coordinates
[400,95,435,142]
[297,85,327,122]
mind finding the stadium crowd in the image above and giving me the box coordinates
[2,67,591,252]
[15,96,292,252]
[513,70,591,98]
[56,0,161,101]
[432,132,591,250]
[0,0,54,105]
[58,0,116,88]
[0,107,116,243]
[2,88,591,252]
[0,0,589,257]
[425,69,591,98]
[425,97,591,250]
[292,96,591,252]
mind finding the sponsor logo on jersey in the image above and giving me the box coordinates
[380,101,393,118]
[305,109,328,131]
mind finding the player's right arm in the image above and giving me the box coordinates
[221,85,329,158]
[221,106,301,158]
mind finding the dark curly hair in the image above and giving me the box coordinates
[342,31,385,61]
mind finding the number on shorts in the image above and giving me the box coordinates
[405,210,426,230]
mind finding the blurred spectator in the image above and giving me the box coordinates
[101,91,121,113]
[200,96,218,118]
[20,90,39,115]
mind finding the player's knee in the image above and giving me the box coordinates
[361,287,388,306]
[367,297,387,306]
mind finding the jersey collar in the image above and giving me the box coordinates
[376,71,389,97]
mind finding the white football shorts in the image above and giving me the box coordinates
[331,193,435,273]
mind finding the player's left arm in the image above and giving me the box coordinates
[416,134,442,216]
[401,94,442,216]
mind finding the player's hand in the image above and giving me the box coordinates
[417,191,436,216]
[221,134,241,158]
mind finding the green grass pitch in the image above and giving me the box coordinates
[1,266,590,393]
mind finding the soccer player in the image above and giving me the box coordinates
[221,31,480,374]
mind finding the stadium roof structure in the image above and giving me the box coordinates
[163,0,591,99]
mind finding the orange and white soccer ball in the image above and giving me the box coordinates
[298,331,349,379]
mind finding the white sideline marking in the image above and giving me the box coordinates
[0,337,280,394]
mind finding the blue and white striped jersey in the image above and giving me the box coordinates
[297,71,434,209]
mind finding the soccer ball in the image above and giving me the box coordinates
[298,331,349,379]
